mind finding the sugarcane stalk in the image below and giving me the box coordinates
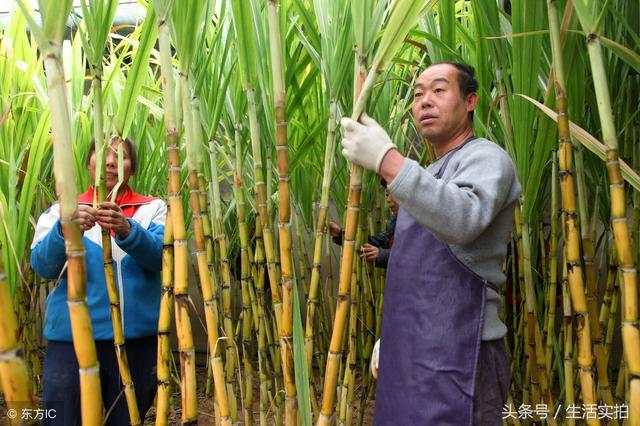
[183,86,231,425]
[318,57,366,426]
[343,222,362,426]
[545,152,559,378]
[0,254,37,425]
[16,1,108,421]
[207,133,241,424]
[266,2,297,423]
[573,2,640,421]
[152,7,199,419]
[547,3,599,421]
[562,258,575,426]
[576,146,616,411]
[305,99,338,376]
[91,65,141,424]
[155,205,173,426]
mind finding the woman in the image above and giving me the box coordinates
[31,137,166,425]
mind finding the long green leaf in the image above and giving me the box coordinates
[293,281,312,426]
[113,6,157,138]
[517,93,640,192]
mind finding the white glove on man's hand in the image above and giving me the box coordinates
[371,339,380,379]
[341,114,396,172]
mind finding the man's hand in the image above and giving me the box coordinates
[371,339,380,379]
[328,222,342,238]
[96,202,131,239]
[341,114,396,172]
[360,243,380,261]
[77,205,98,232]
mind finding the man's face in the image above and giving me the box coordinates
[411,64,477,143]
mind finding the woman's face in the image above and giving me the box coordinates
[88,140,133,192]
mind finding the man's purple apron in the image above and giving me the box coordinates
[374,138,497,425]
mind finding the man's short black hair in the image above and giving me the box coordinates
[86,136,138,174]
[430,61,478,98]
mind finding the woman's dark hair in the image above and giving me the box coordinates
[86,136,138,174]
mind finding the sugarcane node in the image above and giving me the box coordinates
[586,32,598,43]
[0,347,22,361]
[78,364,100,375]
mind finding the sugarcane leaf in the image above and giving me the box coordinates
[229,0,258,89]
[14,0,51,51]
[113,6,157,139]
[438,0,456,61]
[572,0,595,32]
[38,0,73,45]
[599,36,640,75]
[371,0,438,72]
[15,111,50,260]
[292,279,312,426]
[516,93,640,192]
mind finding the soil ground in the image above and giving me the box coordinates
[0,356,375,425]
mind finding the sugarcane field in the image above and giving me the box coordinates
[1,0,640,424]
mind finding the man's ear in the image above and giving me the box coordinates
[466,92,479,112]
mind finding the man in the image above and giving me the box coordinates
[328,180,398,268]
[341,62,521,425]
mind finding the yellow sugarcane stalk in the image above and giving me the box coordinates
[306,100,339,374]
[267,1,298,423]
[318,59,366,426]
[545,153,559,379]
[0,255,37,425]
[207,136,239,425]
[520,213,556,423]
[155,205,173,426]
[182,86,231,425]
[547,3,599,422]
[562,258,576,426]
[43,33,104,426]
[152,13,198,421]
[573,2,640,422]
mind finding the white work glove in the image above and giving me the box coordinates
[341,114,396,173]
[371,339,380,379]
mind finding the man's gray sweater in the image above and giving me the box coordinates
[387,138,521,340]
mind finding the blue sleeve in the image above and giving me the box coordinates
[375,248,390,269]
[114,219,164,271]
[30,220,68,280]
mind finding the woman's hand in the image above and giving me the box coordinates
[327,222,342,238]
[77,205,98,232]
[96,202,131,239]
[360,243,380,261]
